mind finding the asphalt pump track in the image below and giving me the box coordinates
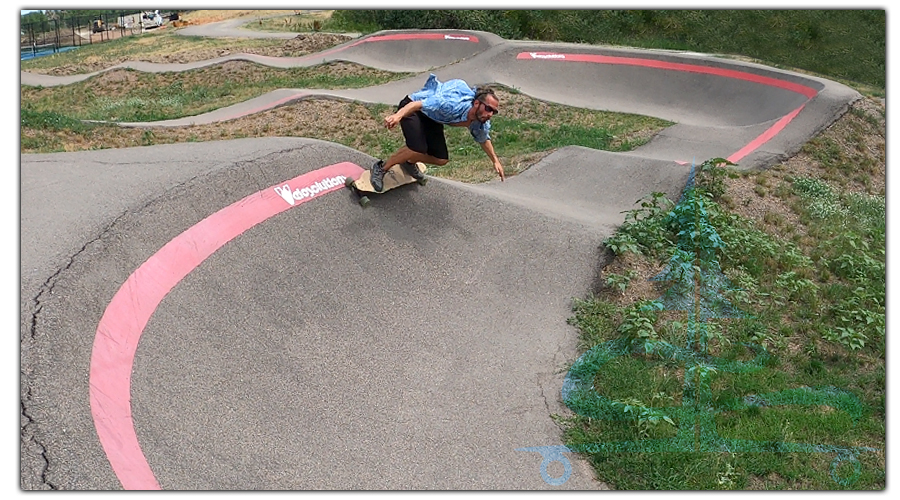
[20,24,861,490]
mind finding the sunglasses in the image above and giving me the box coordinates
[479,100,499,115]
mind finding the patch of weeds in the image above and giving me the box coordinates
[604,191,674,259]
[605,269,638,294]
[20,136,51,151]
[762,211,786,228]
[568,297,620,349]
[773,271,819,306]
[803,137,846,175]
[845,192,885,233]
[563,156,884,489]
[141,130,156,146]
[617,299,664,343]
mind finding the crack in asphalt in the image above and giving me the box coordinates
[20,170,225,490]
[21,207,137,490]
[21,231,99,490]
[20,147,312,489]
[21,390,57,490]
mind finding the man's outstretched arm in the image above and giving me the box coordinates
[480,140,505,181]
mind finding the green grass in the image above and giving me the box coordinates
[565,156,885,489]
[20,108,99,151]
[437,116,657,174]
[416,90,670,181]
[21,108,92,131]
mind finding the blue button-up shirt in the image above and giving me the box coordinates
[409,74,491,143]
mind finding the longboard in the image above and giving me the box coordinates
[345,162,428,207]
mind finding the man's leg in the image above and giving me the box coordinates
[393,108,449,178]
[384,146,448,169]
[373,99,448,190]
[372,98,434,191]
[385,110,447,181]
[372,147,433,192]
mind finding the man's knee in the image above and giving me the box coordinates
[433,158,449,166]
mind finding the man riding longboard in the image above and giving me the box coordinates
[369,73,505,192]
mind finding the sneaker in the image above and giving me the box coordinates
[401,161,425,180]
[370,159,387,192]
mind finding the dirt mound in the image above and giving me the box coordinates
[149,32,354,63]
[33,32,354,75]
[282,33,354,53]
[180,10,296,25]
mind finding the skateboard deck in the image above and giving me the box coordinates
[345,162,427,207]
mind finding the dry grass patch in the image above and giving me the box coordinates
[720,96,884,245]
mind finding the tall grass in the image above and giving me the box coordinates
[566,155,885,489]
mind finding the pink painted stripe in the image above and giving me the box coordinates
[516,52,818,97]
[89,162,364,490]
[728,104,806,163]
[517,51,818,163]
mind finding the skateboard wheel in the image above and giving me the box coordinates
[344,177,354,188]
[359,196,370,208]
[417,177,428,186]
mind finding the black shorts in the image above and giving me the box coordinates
[398,96,448,160]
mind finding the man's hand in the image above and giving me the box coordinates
[385,100,423,129]
[480,140,505,182]
[384,113,402,129]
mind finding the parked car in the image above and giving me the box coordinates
[141,10,163,29]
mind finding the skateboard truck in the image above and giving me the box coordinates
[345,162,428,207]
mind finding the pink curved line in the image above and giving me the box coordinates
[728,104,806,163]
[516,52,820,162]
[516,52,818,97]
[89,162,364,490]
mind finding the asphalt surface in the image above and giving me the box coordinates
[20,19,862,491]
